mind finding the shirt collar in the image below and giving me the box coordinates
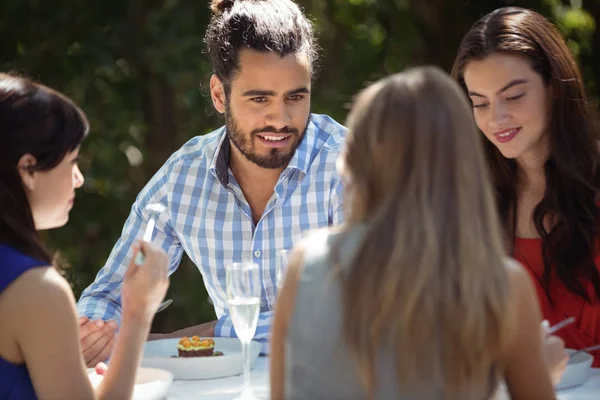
[284,116,317,176]
[209,115,318,186]
[209,127,230,187]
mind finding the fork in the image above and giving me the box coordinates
[547,317,576,334]
[156,298,173,314]
[571,343,600,357]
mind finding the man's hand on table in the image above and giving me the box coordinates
[79,316,118,367]
[148,320,218,341]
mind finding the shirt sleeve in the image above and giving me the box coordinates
[329,170,344,225]
[76,164,184,324]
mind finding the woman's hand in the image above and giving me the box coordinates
[541,320,568,385]
[121,241,170,321]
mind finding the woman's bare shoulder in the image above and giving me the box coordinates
[502,258,538,315]
[7,266,71,296]
[2,266,75,319]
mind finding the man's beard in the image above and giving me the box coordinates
[225,101,308,169]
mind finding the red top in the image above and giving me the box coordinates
[514,237,600,367]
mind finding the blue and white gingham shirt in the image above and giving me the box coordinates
[77,113,346,352]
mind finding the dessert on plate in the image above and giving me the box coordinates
[177,336,218,357]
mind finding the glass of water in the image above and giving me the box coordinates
[226,262,261,400]
[277,249,290,292]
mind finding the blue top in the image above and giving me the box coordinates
[0,243,48,400]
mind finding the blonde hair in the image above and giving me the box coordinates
[337,66,511,399]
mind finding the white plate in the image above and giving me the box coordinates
[555,348,594,390]
[88,366,173,400]
[141,337,261,380]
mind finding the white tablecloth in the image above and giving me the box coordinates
[557,369,600,400]
[166,357,600,399]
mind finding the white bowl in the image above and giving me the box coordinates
[141,337,261,380]
[88,366,173,400]
[555,348,593,390]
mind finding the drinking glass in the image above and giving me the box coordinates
[226,262,261,400]
[277,249,290,292]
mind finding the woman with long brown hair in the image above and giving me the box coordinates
[452,6,600,367]
[270,66,556,399]
[0,73,169,399]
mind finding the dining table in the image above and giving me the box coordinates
[164,356,600,399]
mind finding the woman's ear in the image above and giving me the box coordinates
[17,153,38,192]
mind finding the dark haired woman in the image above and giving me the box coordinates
[0,74,169,399]
[452,7,600,366]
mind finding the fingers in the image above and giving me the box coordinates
[106,320,119,330]
[543,334,568,385]
[554,335,565,348]
[125,242,142,276]
[560,353,569,368]
[545,335,565,355]
[81,322,111,354]
[550,345,569,385]
[94,362,108,376]
[139,241,170,281]
[540,319,551,339]
[541,319,550,332]
[79,318,105,341]
[139,242,163,264]
[128,241,165,271]
[549,335,566,356]
[81,324,116,366]
[122,241,170,315]
[88,335,116,368]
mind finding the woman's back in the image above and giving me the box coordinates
[272,66,557,400]
[0,244,48,400]
[284,227,500,400]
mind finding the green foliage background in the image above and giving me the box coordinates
[2,0,597,332]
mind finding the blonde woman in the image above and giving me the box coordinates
[271,67,557,399]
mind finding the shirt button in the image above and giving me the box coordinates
[254,250,261,258]
[261,298,267,307]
